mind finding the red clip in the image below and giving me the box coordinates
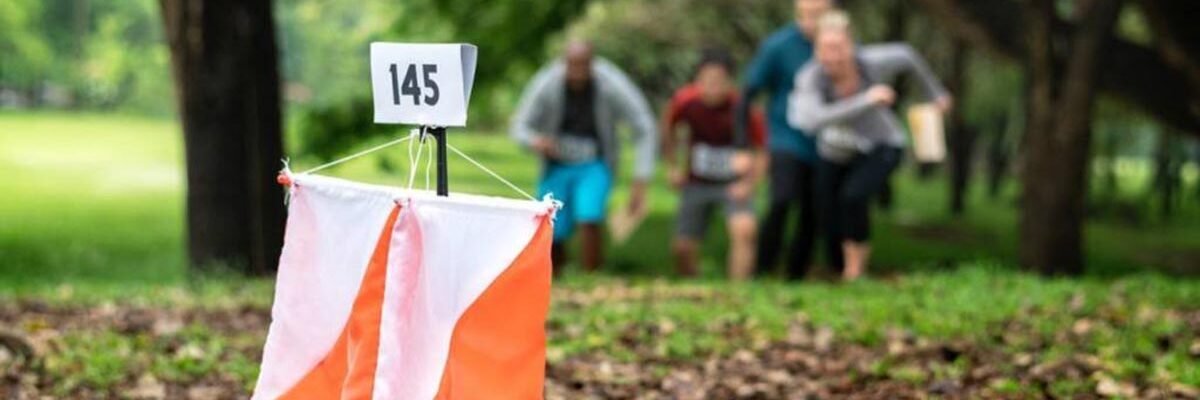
[276,173,293,187]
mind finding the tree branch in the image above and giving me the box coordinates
[1140,0,1200,118]
[911,0,1200,133]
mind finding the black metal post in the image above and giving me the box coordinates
[426,126,449,196]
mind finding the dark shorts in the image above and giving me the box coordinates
[818,146,902,242]
[675,182,755,240]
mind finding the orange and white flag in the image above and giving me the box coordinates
[253,174,555,400]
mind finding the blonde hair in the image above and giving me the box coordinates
[816,9,852,37]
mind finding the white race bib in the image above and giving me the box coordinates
[691,144,739,180]
[555,135,599,164]
[819,125,872,162]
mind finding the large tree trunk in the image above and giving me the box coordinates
[1018,0,1121,275]
[160,0,285,275]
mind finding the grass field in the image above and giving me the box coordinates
[2,112,1199,397]
[4,112,1199,291]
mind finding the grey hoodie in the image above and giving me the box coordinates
[787,43,947,161]
[510,57,658,179]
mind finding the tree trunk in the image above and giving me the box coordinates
[1098,125,1120,200]
[1194,141,1200,201]
[946,39,974,215]
[985,135,1005,199]
[988,103,1017,198]
[1152,129,1183,218]
[1018,0,1121,275]
[159,0,285,275]
[876,0,909,211]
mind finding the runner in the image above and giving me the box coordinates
[511,40,658,275]
[738,0,837,280]
[789,11,952,280]
[662,50,768,280]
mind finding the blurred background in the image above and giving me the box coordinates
[2,0,1199,398]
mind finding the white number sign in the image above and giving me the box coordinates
[370,42,478,127]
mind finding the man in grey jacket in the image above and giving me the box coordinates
[789,11,951,280]
[511,41,658,274]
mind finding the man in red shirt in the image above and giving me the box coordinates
[662,50,768,280]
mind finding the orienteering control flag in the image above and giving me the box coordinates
[253,174,555,399]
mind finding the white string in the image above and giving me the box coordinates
[299,133,416,175]
[406,128,424,190]
[446,142,537,201]
[287,127,537,203]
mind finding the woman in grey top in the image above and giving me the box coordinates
[788,11,952,281]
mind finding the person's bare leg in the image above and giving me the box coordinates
[580,223,604,272]
[727,214,758,281]
[841,240,870,281]
[673,237,700,278]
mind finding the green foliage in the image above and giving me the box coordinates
[275,0,400,108]
[570,0,790,104]
[420,0,591,95]
[0,0,53,87]
[0,0,171,114]
[294,97,402,160]
[4,0,407,116]
[292,0,592,159]
[35,0,169,112]
[76,0,171,112]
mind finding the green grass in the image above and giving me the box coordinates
[548,264,1200,351]
[3,111,1198,296]
[0,112,186,291]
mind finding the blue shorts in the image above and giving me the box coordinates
[539,161,612,242]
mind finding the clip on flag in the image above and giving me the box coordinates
[254,173,557,399]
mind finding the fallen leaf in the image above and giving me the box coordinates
[187,385,224,400]
[1170,382,1200,398]
[813,327,834,353]
[1072,318,1094,336]
[1013,352,1034,367]
[126,374,165,399]
[1095,375,1137,398]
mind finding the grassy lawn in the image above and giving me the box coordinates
[2,112,1199,397]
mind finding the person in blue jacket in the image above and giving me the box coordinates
[736,0,837,280]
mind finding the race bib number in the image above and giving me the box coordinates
[691,144,739,180]
[823,125,870,152]
[370,43,477,127]
[555,136,599,164]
